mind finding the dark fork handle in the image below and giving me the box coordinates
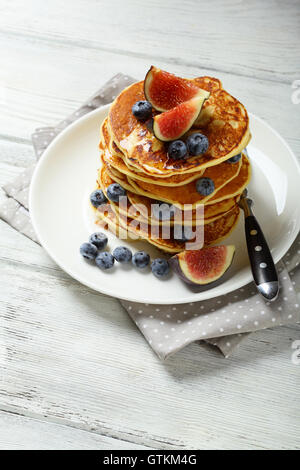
[245,215,279,299]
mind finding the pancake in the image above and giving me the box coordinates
[127,155,247,209]
[111,185,236,227]
[99,151,247,218]
[207,155,250,204]
[100,119,205,186]
[95,200,240,253]
[99,161,240,227]
[108,78,250,176]
[94,202,140,241]
[127,191,240,224]
[97,163,241,252]
[99,153,139,194]
[113,196,238,228]
[94,71,251,253]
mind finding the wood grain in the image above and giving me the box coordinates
[0,0,300,450]
[0,226,300,449]
[0,411,150,449]
[1,0,299,83]
[0,29,299,156]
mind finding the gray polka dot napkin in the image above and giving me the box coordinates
[0,74,299,360]
[120,261,300,359]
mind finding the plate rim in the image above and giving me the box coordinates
[29,105,300,304]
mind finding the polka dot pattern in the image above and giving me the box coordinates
[122,260,300,360]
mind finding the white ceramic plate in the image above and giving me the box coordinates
[29,105,300,304]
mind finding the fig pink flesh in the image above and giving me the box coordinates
[153,96,204,141]
[145,66,200,111]
[174,245,235,285]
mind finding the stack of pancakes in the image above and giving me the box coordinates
[95,77,251,253]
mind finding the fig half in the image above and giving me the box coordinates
[144,66,210,112]
[170,245,235,285]
[153,96,206,142]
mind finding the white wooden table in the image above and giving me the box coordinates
[0,0,300,450]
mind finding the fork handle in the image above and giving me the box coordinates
[245,215,278,299]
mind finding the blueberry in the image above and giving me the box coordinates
[90,189,107,208]
[151,258,170,278]
[132,101,152,121]
[152,201,175,221]
[173,226,195,243]
[186,133,209,156]
[107,183,126,202]
[168,140,187,160]
[89,232,108,250]
[113,246,132,263]
[80,242,98,260]
[227,153,242,163]
[132,251,150,269]
[95,251,115,270]
[196,177,215,196]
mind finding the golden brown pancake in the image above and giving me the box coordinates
[100,119,205,186]
[98,161,240,227]
[95,200,240,253]
[99,148,248,209]
[112,195,237,228]
[108,78,250,176]
[94,203,139,241]
[97,164,240,251]
[208,155,250,204]
[127,191,240,224]
[95,72,251,253]
[127,155,248,208]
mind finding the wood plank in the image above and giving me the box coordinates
[0,32,299,159]
[1,0,299,83]
[0,410,149,449]
[0,235,299,449]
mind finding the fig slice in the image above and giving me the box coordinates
[170,245,235,285]
[153,96,206,142]
[144,66,210,112]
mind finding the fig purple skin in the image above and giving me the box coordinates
[170,245,235,286]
